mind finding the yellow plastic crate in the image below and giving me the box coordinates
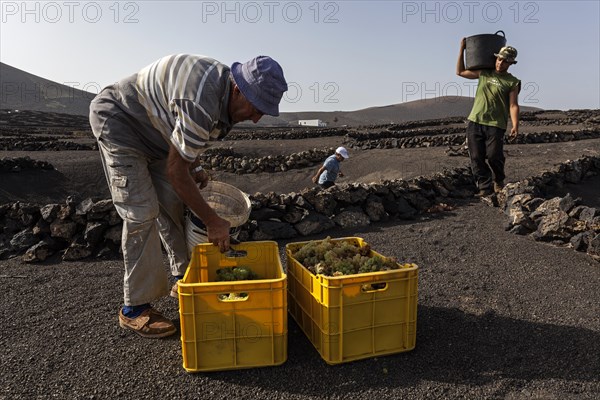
[178,241,287,372]
[286,237,418,364]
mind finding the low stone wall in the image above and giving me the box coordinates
[346,127,466,141]
[0,197,123,262]
[0,109,91,128]
[369,116,466,130]
[0,138,95,151]
[0,167,477,262]
[1,157,599,263]
[0,157,55,172]
[224,127,349,140]
[345,128,600,150]
[347,133,467,150]
[498,156,600,261]
[198,147,333,173]
[237,167,475,243]
[509,129,600,144]
[519,109,600,125]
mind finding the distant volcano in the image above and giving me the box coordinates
[0,62,96,116]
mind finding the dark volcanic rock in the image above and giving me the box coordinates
[252,220,297,240]
[333,207,370,228]
[294,211,335,236]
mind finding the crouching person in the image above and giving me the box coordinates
[312,146,349,189]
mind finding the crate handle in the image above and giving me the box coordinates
[217,292,249,302]
[360,282,388,293]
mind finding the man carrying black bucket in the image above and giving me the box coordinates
[89,55,287,338]
[457,40,521,197]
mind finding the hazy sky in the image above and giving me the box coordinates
[1,0,599,112]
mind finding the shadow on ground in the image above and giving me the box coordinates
[202,305,599,397]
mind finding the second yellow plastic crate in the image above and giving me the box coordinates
[178,241,287,372]
[286,237,418,364]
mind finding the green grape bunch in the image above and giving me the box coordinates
[216,266,258,281]
[292,237,400,277]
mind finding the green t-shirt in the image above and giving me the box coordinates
[468,70,520,130]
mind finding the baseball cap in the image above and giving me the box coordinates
[231,56,288,116]
[494,46,518,64]
[336,146,349,159]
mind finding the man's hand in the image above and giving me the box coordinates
[192,168,210,189]
[312,176,318,183]
[456,37,479,79]
[205,215,231,253]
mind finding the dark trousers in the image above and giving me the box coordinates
[319,181,335,189]
[466,121,506,191]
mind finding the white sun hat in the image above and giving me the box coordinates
[335,146,349,159]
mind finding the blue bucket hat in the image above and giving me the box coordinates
[231,56,288,116]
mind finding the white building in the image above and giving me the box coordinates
[298,119,327,127]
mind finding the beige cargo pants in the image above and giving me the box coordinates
[89,101,189,306]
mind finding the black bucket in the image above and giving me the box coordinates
[465,30,506,70]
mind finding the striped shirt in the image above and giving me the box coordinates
[136,54,231,161]
[130,54,232,161]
